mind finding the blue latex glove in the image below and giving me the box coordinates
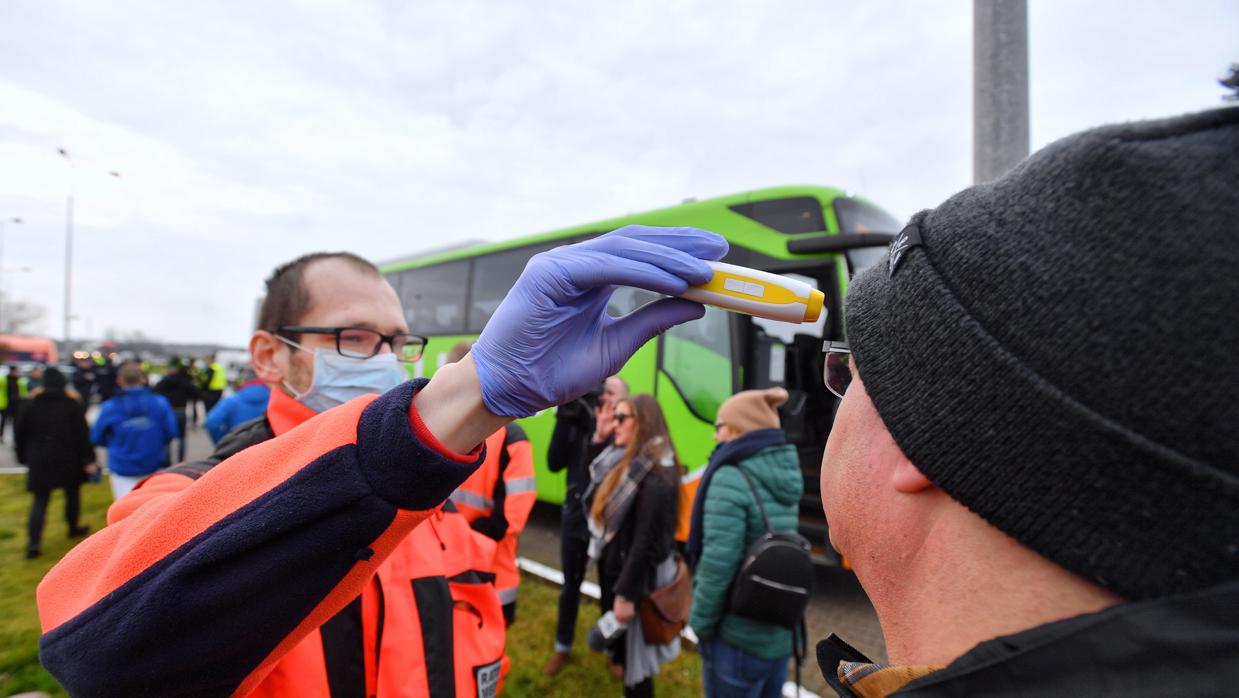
[471,225,728,417]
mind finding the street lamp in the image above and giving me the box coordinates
[58,148,120,344]
[0,217,21,332]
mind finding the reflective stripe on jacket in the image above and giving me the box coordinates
[450,424,536,605]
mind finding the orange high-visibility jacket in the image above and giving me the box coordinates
[248,504,507,698]
[449,424,536,607]
[36,381,503,698]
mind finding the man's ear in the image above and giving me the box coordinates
[891,454,934,494]
[250,331,285,385]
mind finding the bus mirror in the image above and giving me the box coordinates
[786,233,896,255]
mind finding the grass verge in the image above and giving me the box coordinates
[0,473,112,697]
[504,575,703,697]
[0,472,701,697]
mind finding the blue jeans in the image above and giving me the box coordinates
[701,637,788,698]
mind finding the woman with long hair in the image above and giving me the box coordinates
[590,393,682,697]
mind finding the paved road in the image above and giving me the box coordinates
[0,404,216,472]
[517,502,888,697]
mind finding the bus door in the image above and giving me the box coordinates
[739,269,844,564]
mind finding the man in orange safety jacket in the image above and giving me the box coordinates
[445,341,538,625]
[35,228,729,697]
[451,425,536,624]
[37,252,508,697]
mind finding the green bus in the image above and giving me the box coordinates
[381,185,900,561]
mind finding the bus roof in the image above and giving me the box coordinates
[380,184,865,273]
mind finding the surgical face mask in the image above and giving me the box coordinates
[277,336,408,413]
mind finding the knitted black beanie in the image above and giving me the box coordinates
[845,106,1239,601]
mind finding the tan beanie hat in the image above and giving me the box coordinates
[717,387,788,435]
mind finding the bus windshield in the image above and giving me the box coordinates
[834,197,903,275]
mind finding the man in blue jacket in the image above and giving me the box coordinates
[205,379,271,443]
[90,362,178,500]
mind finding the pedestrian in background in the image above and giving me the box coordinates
[0,364,29,443]
[154,357,198,462]
[202,353,227,412]
[94,355,118,402]
[687,387,801,698]
[27,365,45,393]
[91,362,178,499]
[72,356,96,407]
[205,376,270,443]
[188,358,206,428]
[16,367,96,559]
[544,374,628,675]
[590,394,682,698]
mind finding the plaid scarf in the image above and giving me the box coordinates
[594,438,674,548]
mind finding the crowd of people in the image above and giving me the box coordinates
[10,353,269,558]
[15,103,1238,697]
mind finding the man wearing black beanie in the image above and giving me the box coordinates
[816,105,1239,696]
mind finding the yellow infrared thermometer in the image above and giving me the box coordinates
[680,261,825,323]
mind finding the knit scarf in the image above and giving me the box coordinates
[590,438,674,550]
[581,443,624,513]
[684,428,786,569]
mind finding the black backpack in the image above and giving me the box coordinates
[726,465,815,629]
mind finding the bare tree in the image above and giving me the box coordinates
[1221,63,1239,102]
[0,291,48,334]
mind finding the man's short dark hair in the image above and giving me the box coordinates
[256,252,380,332]
[117,362,146,388]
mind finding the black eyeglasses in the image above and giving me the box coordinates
[614,413,632,424]
[822,340,852,398]
[278,326,427,363]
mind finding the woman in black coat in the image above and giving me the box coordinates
[589,394,682,698]
[16,367,97,558]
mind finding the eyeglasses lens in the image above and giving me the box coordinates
[336,329,424,363]
[338,328,381,359]
[824,350,853,399]
[397,336,425,363]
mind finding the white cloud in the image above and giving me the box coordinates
[0,0,1234,345]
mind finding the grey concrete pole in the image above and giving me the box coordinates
[974,0,1029,183]
[64,194,74,343]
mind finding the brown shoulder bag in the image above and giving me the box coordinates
[638,557,692,644]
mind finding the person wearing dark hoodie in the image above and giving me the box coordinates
[153,358,198,461]
[15,367,97,559]
[687,387,801,698]
[205,378,271,443]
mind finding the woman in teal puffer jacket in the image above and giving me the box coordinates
[687,387,802,698]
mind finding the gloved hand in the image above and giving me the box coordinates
[471,225,728,417]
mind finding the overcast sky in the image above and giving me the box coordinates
[1,1,1234,346]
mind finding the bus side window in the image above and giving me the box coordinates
[396,261,470,335]
[606,287,660,317]
[662,305,733,423]
[467,243,561,332]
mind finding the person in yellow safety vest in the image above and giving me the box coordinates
[203,355,228,412]
[446,341,538,625]
[0,365,30,444]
